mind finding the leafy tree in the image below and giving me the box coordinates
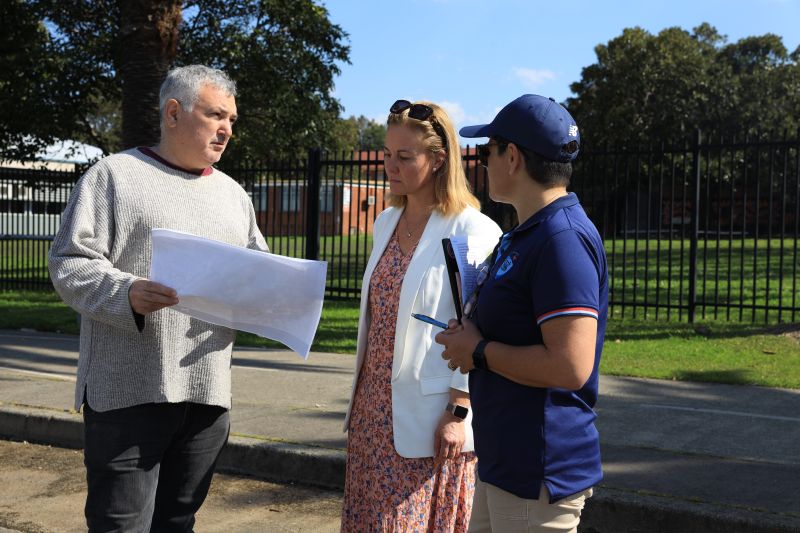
[179,0,350,160]
[0,0,74,161]
[357,116,387,151]
[566,23,800,147]
[21,0,122,157]
[328,115,386,153]
[0,0,349,161]
[714,34,800,136]
[328,116,359,153]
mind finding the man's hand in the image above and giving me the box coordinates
[129,279,179,315]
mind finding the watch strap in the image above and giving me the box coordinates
[472,339,490,371]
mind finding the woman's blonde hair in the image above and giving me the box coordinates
[386,101,479,215]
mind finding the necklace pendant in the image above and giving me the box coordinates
[406,231,412,238]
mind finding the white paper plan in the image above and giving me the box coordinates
[449,234,498,305]
[149,228,327,358]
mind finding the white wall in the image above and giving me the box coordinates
[0,213,62,237]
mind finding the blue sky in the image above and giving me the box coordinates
[323,0,800,144]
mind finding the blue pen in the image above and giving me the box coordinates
[411,313,448,329]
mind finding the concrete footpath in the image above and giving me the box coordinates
[0,329,799,532]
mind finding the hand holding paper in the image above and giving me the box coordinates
[149,228,327,358]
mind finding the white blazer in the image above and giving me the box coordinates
[343,205,502,458]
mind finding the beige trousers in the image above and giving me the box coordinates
[468,477,592,533]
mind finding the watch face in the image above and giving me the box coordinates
[453,404,469,419]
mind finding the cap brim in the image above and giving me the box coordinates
[459,124,494,139]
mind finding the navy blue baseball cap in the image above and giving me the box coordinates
[460,94,580,162]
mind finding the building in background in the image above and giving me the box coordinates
[1,140,102,237]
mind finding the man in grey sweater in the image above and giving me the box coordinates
[49,65,268,532]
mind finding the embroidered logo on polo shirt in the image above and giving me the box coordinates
[495,252,519,278]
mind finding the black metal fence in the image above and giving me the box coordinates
[218,147,511,299]
[0,166,80,291]
[573,131,799,323]
[2,131,798,323]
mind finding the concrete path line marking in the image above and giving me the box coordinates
[1,364,278,376]
[0,344,77,356]
[642,403,800,423]
[0,366,76,382]
[0,332,77,342]
[232,365,277,372]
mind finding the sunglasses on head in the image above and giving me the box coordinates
[477,141,508,167]
[390,99,448,152]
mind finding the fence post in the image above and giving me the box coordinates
[305,148,322,260]
[688,129,702,323]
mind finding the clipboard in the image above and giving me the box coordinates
[441,238,463,323]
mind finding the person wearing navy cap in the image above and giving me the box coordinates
[435,94,608,532]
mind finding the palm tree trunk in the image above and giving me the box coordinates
[118,0,182,150]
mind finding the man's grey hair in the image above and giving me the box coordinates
[159,65,237,116]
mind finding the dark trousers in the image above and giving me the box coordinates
[82,401,230,533]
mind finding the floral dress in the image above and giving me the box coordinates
[341,231,477,532]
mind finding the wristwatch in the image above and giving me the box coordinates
[472,339,490,371]
[445,402,469,420]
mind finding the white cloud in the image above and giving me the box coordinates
[464,108,500,128]
[433,101,506,145]
[512,67,557,90]
[439,101,467,125]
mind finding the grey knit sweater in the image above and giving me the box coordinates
[49,148,268,412]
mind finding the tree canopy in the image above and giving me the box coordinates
[329,115,386,153]
[566,23,800,147]
[0,0,350,162]
[179,0,349,160]
[6,13,799,163]
[0,0,89,162]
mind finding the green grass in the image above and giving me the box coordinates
[603,319,800,388]
[0,290,360,354]
[5,236,798,319]
[1,291,799,388]
[0,290,81,333]
[6,236,797,317]
[606,237,799,322]
[0,234,376,294]
[236,298,359,353]
[266,234,374,293]
[0,239,53,288]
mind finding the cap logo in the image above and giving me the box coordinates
[569,125,578,137]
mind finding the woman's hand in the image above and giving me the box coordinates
[435,318,483,373]
[433,411,466,467]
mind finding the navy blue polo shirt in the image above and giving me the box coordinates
[469,192,608,502]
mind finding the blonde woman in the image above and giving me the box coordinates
[341,100,501,531]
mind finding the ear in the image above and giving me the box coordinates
[164,99,181,129]
[433,151,446,170]
[507,143,523,175]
